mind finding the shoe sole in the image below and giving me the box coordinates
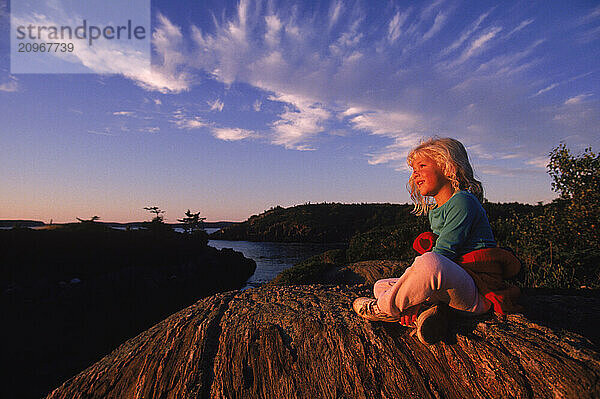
[416,304,448,345]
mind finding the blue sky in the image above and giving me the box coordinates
[1,0,599,223]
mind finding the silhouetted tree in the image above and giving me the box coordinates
[143,206,172,233]
[178,209,206,234]
[77,216,100,223]
[144,206,165,223]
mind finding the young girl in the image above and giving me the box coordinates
[353,137,521,344]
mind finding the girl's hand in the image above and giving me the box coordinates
[400,304,422,326]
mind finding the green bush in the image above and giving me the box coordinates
[490,144,600,288]
[548,144,599,245]
[346,215,428,263]
[492,201,600,288]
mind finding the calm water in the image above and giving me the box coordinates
[180,228,348,288]
[208,239,347,289]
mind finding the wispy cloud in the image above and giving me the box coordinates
[367,149,409,167]
[170,108,259,142]
[450,26,503,66]
[264,15,282,47]
[578,25,600,44]
[479,165,543,177]
[345,109,421,138]
[564,94,593,105]
[173,110,208,129]
[364,133,426,171]
[87,129,115,136]
[10,9,191,93]
[476,39,543,77]
[342,108,424,168]
[532,83,559,97]
[551,95,600,134]
[208,99,225,112]
[138,13,193,92]
[579,5,600,25]
[113,111,135,116]
[0,76,18,92]
[191,0,255,85]
[26,0,590,170]
[440,9,494,56]
[526,156,549,169]
[329,18,364,55]
[211,127,255,141]
[572,6,600,43]
[423,0,445,15]
[388,9,411,43]
[422,12,448,41]
[505,19,534,38]
[174,0,597,163]
[268,93,330,150]
[328,0,344,29]
[139,126,160,133]
[467,148,550,176]
[531,71,597,98]
[175,118,207,129]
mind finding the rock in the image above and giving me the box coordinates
[3,236,257,399]
[269,258,408,287]
[47,285,600,399]
[332,260,408,285]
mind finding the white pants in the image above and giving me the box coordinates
[375,252,489,317]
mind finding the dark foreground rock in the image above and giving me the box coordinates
[47,284,600,399]
[2,228,256,399]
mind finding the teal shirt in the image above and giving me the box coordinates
[428,191,496,260]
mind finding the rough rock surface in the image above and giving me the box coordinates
[47,283,600,399]
[333,260,407,284]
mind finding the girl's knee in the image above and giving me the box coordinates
[413,252,476,293]
[373,278,398,298]
[412,252,446,275]
[373,278,398,289]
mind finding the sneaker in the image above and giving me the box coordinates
[353,297,401,322]
[416,303,448,345]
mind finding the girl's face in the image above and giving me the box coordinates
[411,155,452,199]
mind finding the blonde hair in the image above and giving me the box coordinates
[407,137,484,215]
